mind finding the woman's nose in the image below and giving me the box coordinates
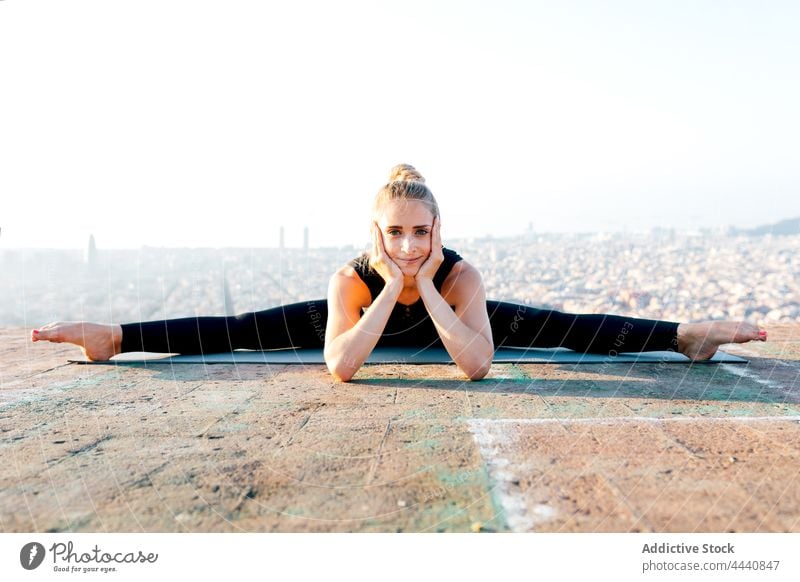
[401,237,414,252]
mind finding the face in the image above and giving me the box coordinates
[376,200,435,275]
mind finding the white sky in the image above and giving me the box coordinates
[2,0,799,249]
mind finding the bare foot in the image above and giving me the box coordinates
[31,322,123,361]
[677,321,767,361]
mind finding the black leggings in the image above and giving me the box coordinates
[120,300,679,355]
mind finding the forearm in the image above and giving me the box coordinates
[417,280,493,380]
[325,281,403,381]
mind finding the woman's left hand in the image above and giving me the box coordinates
[415,216,444,283]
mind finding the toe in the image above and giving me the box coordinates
[35,328,59,342]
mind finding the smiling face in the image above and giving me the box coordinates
[375,199,435,276]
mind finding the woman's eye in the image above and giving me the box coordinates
[386,229,428,236]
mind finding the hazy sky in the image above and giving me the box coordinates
[2,0,799,249]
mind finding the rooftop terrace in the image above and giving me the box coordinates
[2,325,799,532]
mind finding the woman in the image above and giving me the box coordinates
[32,164,766,382]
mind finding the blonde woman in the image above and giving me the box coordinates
[32,164,766,381]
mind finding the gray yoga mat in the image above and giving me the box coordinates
[70,346,747,365]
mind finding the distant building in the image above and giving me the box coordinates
[522,221,536,241]
[84,234,97,266]
[279,226,285,250]
[222,272,235,316]
[303,226,309,252]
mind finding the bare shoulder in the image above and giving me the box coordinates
[444,258,483,283]
[329,264,372,309]
[325,263,373,354]
[441,259,484,301]
[441,258,492,347]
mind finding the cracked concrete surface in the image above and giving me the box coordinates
[2,326,799,532]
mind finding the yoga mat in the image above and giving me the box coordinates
[69,346,747,365]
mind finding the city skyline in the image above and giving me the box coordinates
[3,230,798,326]
[3,214,799,251]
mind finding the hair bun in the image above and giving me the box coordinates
[389,163,425,183]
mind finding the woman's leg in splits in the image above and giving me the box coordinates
[487,300,679,354]
[32,299,765,362]
[32,299,329,360]
[486,300,765,359]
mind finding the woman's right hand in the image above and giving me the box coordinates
[369,221,404,285]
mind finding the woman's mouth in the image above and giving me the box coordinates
[399,257,421,265]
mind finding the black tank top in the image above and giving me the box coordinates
[348,247,464,347]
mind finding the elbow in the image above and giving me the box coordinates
[330,368,355,383]
[325,352,356,383]
[458,344,493,381]
[463,336,493,381]
[326,361,354,383]
[467,367,490,382]
[465,360,492,382]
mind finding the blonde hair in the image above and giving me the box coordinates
[389,163,426,183]
[372,164,440,220]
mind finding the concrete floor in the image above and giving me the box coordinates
[2,326,799,532]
